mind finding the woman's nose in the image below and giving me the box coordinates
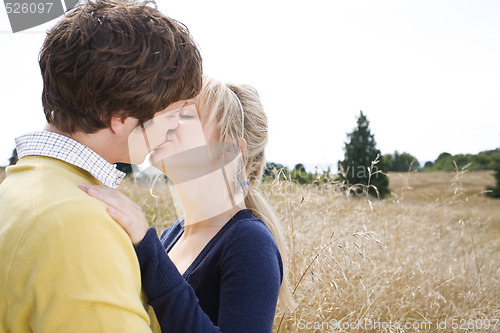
[166,115,180,131]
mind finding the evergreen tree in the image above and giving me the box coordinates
[338,111,390,197]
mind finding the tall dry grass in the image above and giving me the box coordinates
[1,166,499,332]
[118,168,499,332]
[268,169,500,332]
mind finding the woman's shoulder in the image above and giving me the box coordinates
[224,209,279,253]
[221,209,283,280]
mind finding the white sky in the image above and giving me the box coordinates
[1,0,499,170]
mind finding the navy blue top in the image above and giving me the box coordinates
[134,209,283,333]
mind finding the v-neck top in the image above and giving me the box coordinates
[163,210,252,279]
[135,209,283,332]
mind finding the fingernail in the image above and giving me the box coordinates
[108,207,116,214]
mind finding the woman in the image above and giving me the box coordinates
[80,77,293,332]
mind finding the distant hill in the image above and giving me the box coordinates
[423,149,500,172]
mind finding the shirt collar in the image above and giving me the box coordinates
[15,131,126,188]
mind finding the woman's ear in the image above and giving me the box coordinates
[239,137,247,154]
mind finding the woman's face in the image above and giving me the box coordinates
[146,100,224,182]
[149,100,205,161]
[146,99,243,187]
[127,100,189,164]
[143,96,246,213]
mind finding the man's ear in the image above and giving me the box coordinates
[110,114,138,136]
[110,114,126,136]
[239,137,247,154]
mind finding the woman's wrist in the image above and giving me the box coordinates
[131,224,151,246]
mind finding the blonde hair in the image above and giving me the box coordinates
[196,77,295,310]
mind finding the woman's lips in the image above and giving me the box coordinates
[153,135,173,151]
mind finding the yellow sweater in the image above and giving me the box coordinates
[0,156,160,332]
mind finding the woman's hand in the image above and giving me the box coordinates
[79,184,150,246]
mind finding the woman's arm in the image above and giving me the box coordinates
[136,224,282,333]
[79,184,282,332]
[216,220,282,332]
[80,184,224,332]
[135,228,224,332]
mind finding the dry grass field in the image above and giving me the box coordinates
[115,169,500,332]
[1,166,499,332]
[264,170,500,332]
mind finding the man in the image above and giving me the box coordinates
[0,0,202,332]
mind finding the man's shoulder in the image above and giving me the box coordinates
[2,155,104,210]
[1,157,124,244]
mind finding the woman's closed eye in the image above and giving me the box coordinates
[180,113,194,119]
[179,100,197,120]
[165,109,193,120]
[179,108,196,119]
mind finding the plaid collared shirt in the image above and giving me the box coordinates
[15,131,126,188]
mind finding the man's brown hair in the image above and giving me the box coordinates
[39,0,202,134]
